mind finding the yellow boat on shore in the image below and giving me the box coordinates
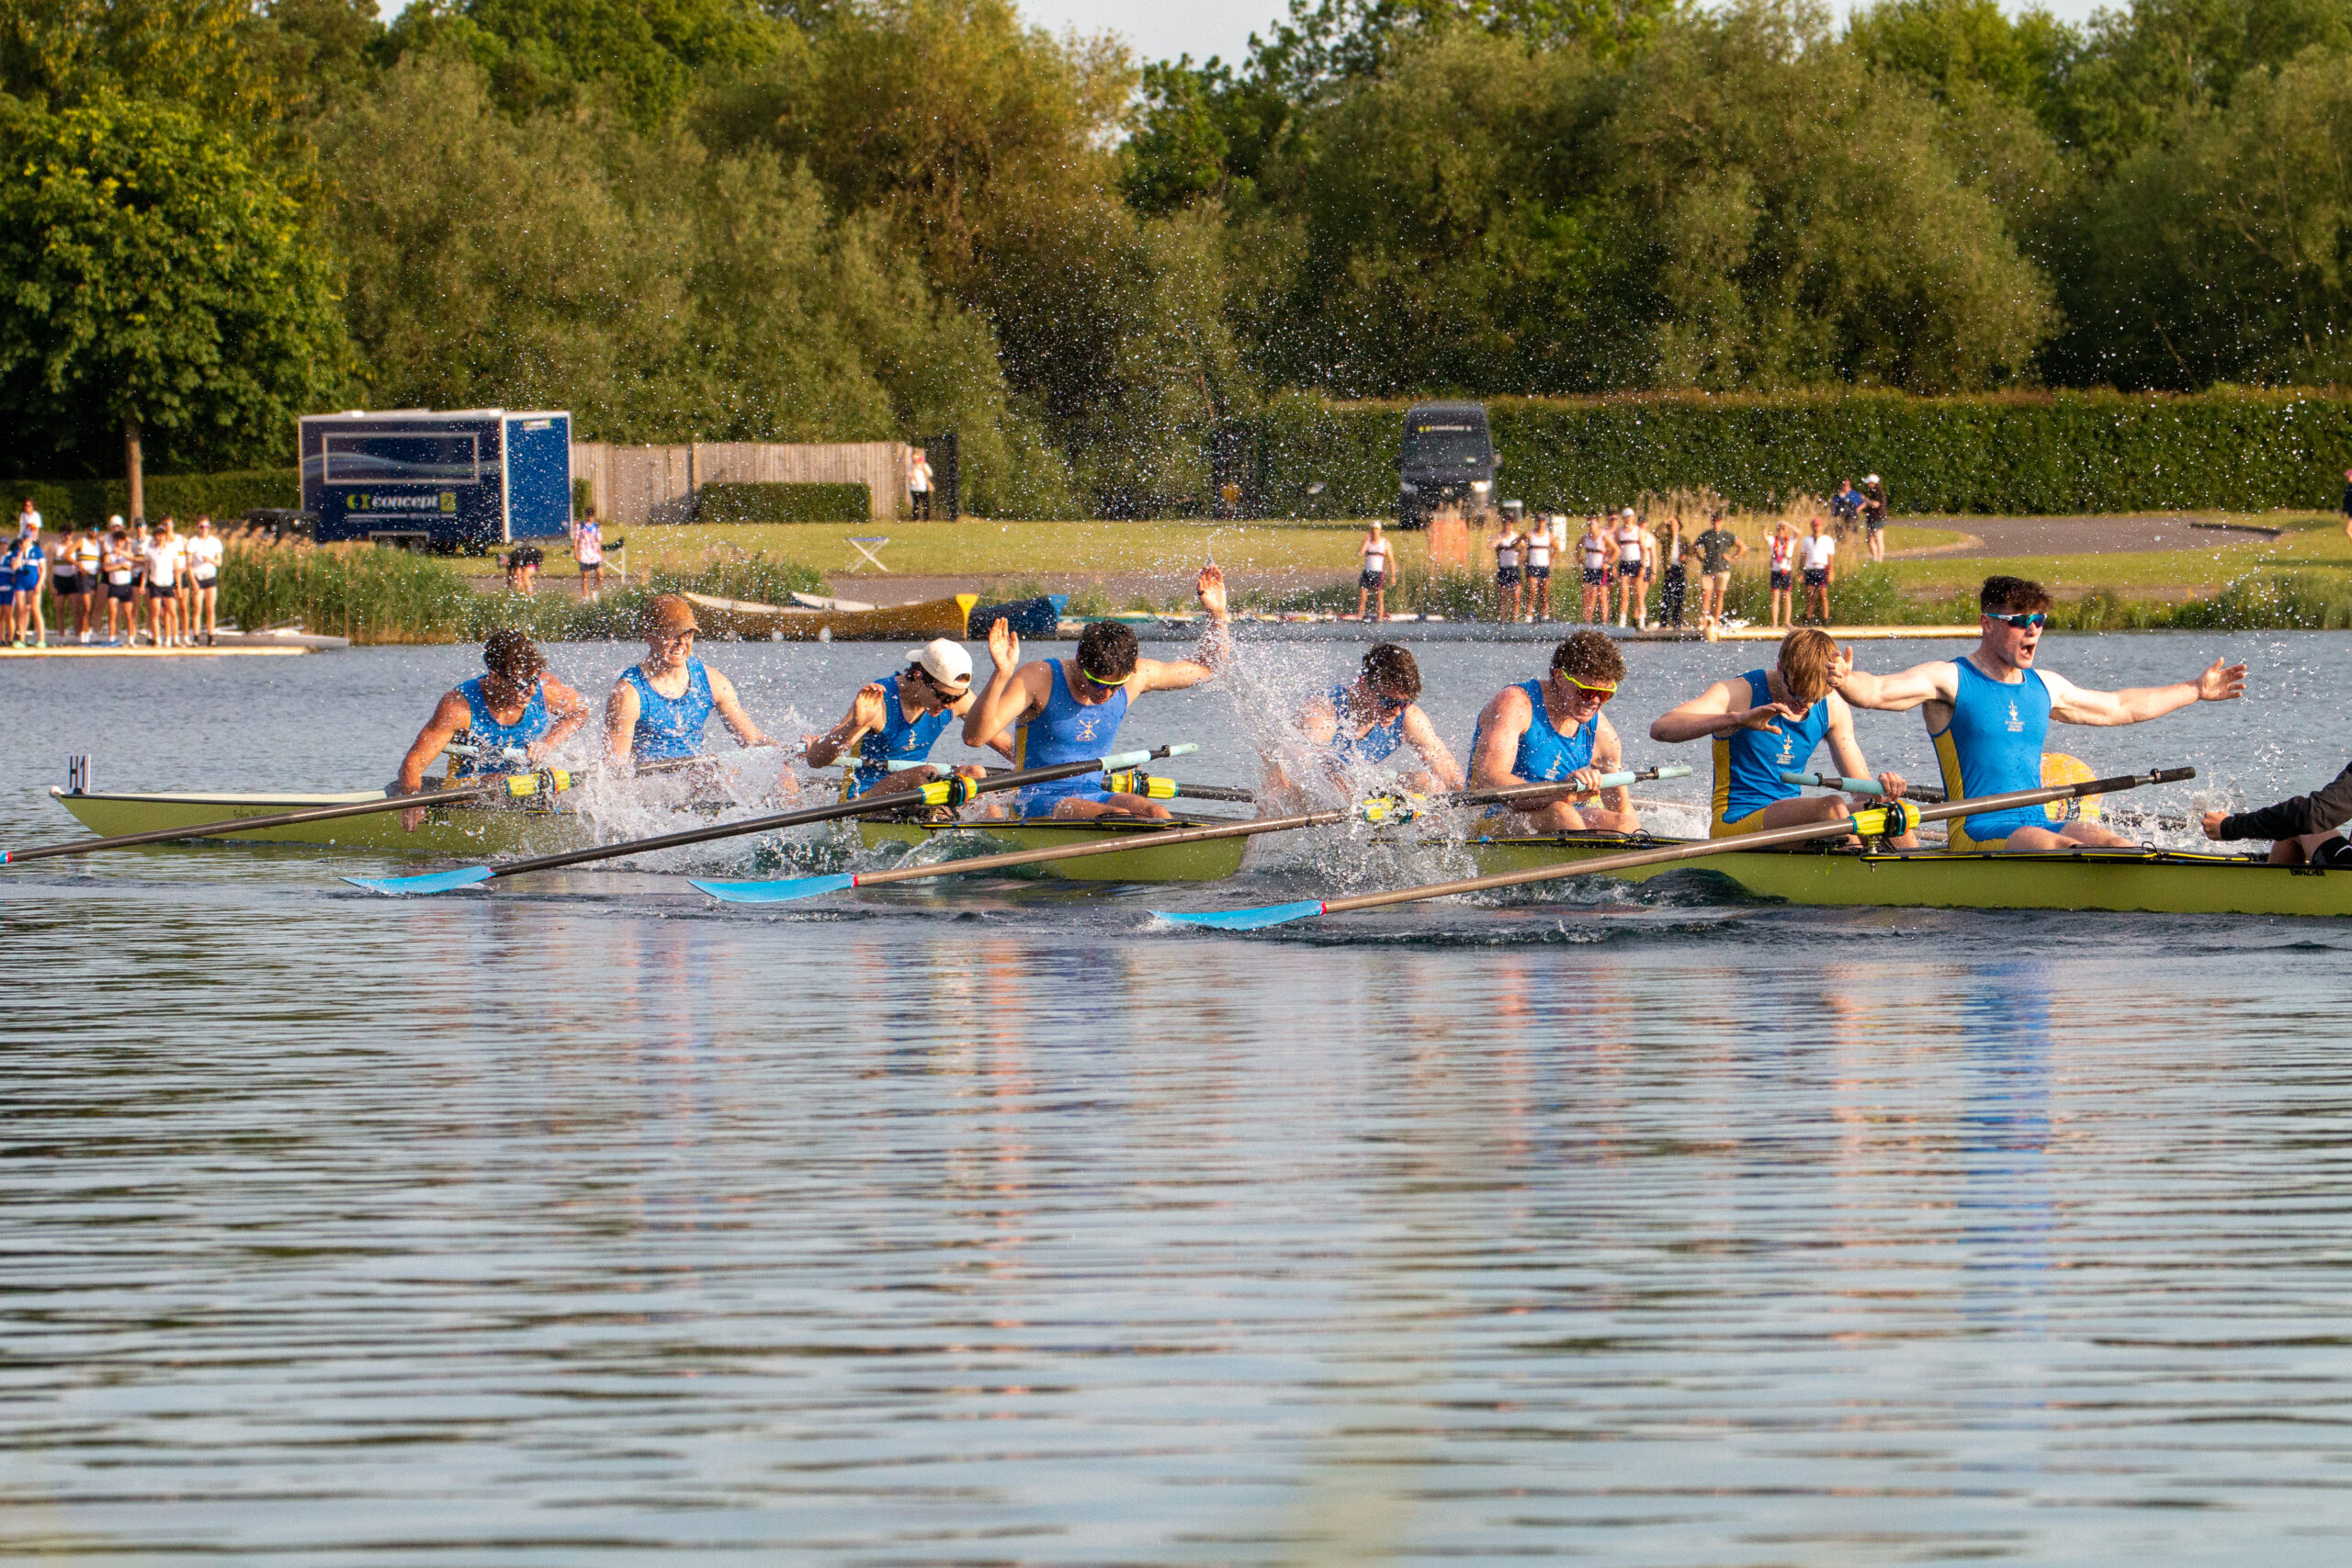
[684,591,977,642]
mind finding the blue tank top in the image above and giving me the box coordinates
[1933,658,2052,847]
[452,677,549,775]
[1328,683,1406,765]
[848,673,953,798]
[13,541,40,590]
[1713,670,1834,824]
[1014,660,1127,814]
[1468,678,1597,783]
[624,658,716,761]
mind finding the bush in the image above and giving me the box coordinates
[1227,389,2352,518]
[7,468,300,528]
[696,482,872,524]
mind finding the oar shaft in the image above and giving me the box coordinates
[1781,770,1949,805]
[6,779,516,863]
[850,811,1345,887]
[1445,765,1691,810]
[483,747,1182,880]
[1318,769,2192,916]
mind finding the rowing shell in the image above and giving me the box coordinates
[48,788,596,857]
[1455,831,2352,918]
[858,814,1253,883]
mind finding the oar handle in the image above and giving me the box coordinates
[1780,770,1949,805]
[477,743,1194,879]
[1316,767,2194,918]
[1445,763,1693,809]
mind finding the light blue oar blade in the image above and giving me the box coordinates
[689,872,856,906]
[342,863,495,897]
[1152,898,1327,931]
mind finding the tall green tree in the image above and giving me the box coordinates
[0,94,345,499]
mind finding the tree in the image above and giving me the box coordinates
[0,94,345,500]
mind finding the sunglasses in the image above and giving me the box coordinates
[1985,611,2047,629]
[1079,667,1127,690]
[1556,674,1618,700]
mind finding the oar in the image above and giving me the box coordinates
[1154,768,2195,931]
[4,770,572,865]
[692,810,1344,906]
[344,744,1197,896]
[1101,771,1259,803]
[1446,764,1692,810]
[1781,770,1950,805]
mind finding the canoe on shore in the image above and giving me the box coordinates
[684,591,978,642]
[858,813,1254,882]
[1453,830,2352,918]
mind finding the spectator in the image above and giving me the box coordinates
[503,543,544,597]
[571,508,605,602]
[70,525,101,643]
[1578,514,1610,623]
[13,513,45,647]
[1830,479,1859,528]
[1799,516,1837,624]
[1522,513,1554,621]
[1658,518,1689,630]
[102,524,138,644]
[45,524,79,641]
[1768,520,1797,629]
[187,517,223,645]
[908,447,933,522]
[146,516,184,649]
[1491,508,1524,622]
[1612,508,1646,626]
[1691,512,1744,629]
[1354,519,1391,622]
[2341,468,2351,541]
[1860,474,1888,562]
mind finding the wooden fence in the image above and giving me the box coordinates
[571,441,910,525]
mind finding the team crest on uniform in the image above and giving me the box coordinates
[2007,699,2024,733]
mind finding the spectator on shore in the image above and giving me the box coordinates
[1492,510,1525,622]
[1831,479,1859,529]
[1613,508,1646,626]
[13,513,46,647]
[69,525,100,643]
[102,524,137,643]
[47,525,80,641]
[1522,513,1554,621]
[1659,519,1689,630]
[1578,515,1610,623]
[1800,516,1838,624]
[1768,521,1797,628]
[2341,468,2351,541]
[146,517,184,649]
[1861,474,1888,561]
[187,517,223,646]
[571,509,605,602]
[503,543,543,596]
[1692,513,1743,629]
[909,447,933,521]
[1354,519,1391,622]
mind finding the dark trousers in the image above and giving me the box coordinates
[1662,566,1688,626]
[910,490,932,521]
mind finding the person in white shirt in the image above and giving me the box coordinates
[1767,521,1797,629]
[1613,509,1647,627]
[1579,515,1611,624]
[569,509,605,602]
[908,448,933,521]
[185,517,225,645]
[1521,514,1554,621]
[72,525,102,642]
[145,517,185,649]
[1799,516,1837,625]
[101,524,138,644]
[1354,520,1392,622]
[1492,516,1524,623]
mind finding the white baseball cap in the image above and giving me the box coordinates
[906,637,973,688]
[1865,473,1880,484]
[1622,507,1636,518]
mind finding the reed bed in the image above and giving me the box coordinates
[220,540,825,644]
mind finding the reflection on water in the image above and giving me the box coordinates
[9,639,2352,1562]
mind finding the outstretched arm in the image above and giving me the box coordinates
[964,619,1046,746]
[2046,659,2245,726]
[805,683,889,769]
[1649,679,1799,743]
[1134,565,1233,692]
[1834,649,1956,713]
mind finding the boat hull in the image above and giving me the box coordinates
[858,815,1251,882]
[1457,832,2352,918]
[49,788,596,857]
[685,591,977,643]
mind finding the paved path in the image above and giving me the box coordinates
[1889,514,2288,559]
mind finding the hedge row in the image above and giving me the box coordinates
[1231,389,2352,516]
[696,481,871,523]
[6,469,300,527]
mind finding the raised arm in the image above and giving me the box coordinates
[1833,649,1957,713]
[1649,678,1799,743]
[1133,564,1233,692]
[706,668,770,748]
[947,688,1017,760]
[2044,659,2245,726]
[963,619,1047,746]
[805,683,889,769]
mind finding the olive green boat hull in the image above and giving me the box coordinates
[1459,832,2352,918]
[858,815,1252,883]
[48,788,596,857]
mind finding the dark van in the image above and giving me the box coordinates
[1399,401,1498,528]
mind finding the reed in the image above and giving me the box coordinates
[219,539,826,645]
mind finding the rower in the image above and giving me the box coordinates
[605,593,775,767]
[1649,627,1917,847]
[803,637,1011,801]
[2202,768,2352,865]
[1273,642,1464,803]
[961,564,1230,820]
[390,628,589,829]
[1836,574,2245,852]
[1465,630,1639,834]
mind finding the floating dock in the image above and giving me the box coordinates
[0,645,314,659]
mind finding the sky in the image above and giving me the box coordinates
[1012,0,2116,67]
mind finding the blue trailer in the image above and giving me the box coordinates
[300,409,572,552]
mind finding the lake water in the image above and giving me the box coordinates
[8,630,2352,1564]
